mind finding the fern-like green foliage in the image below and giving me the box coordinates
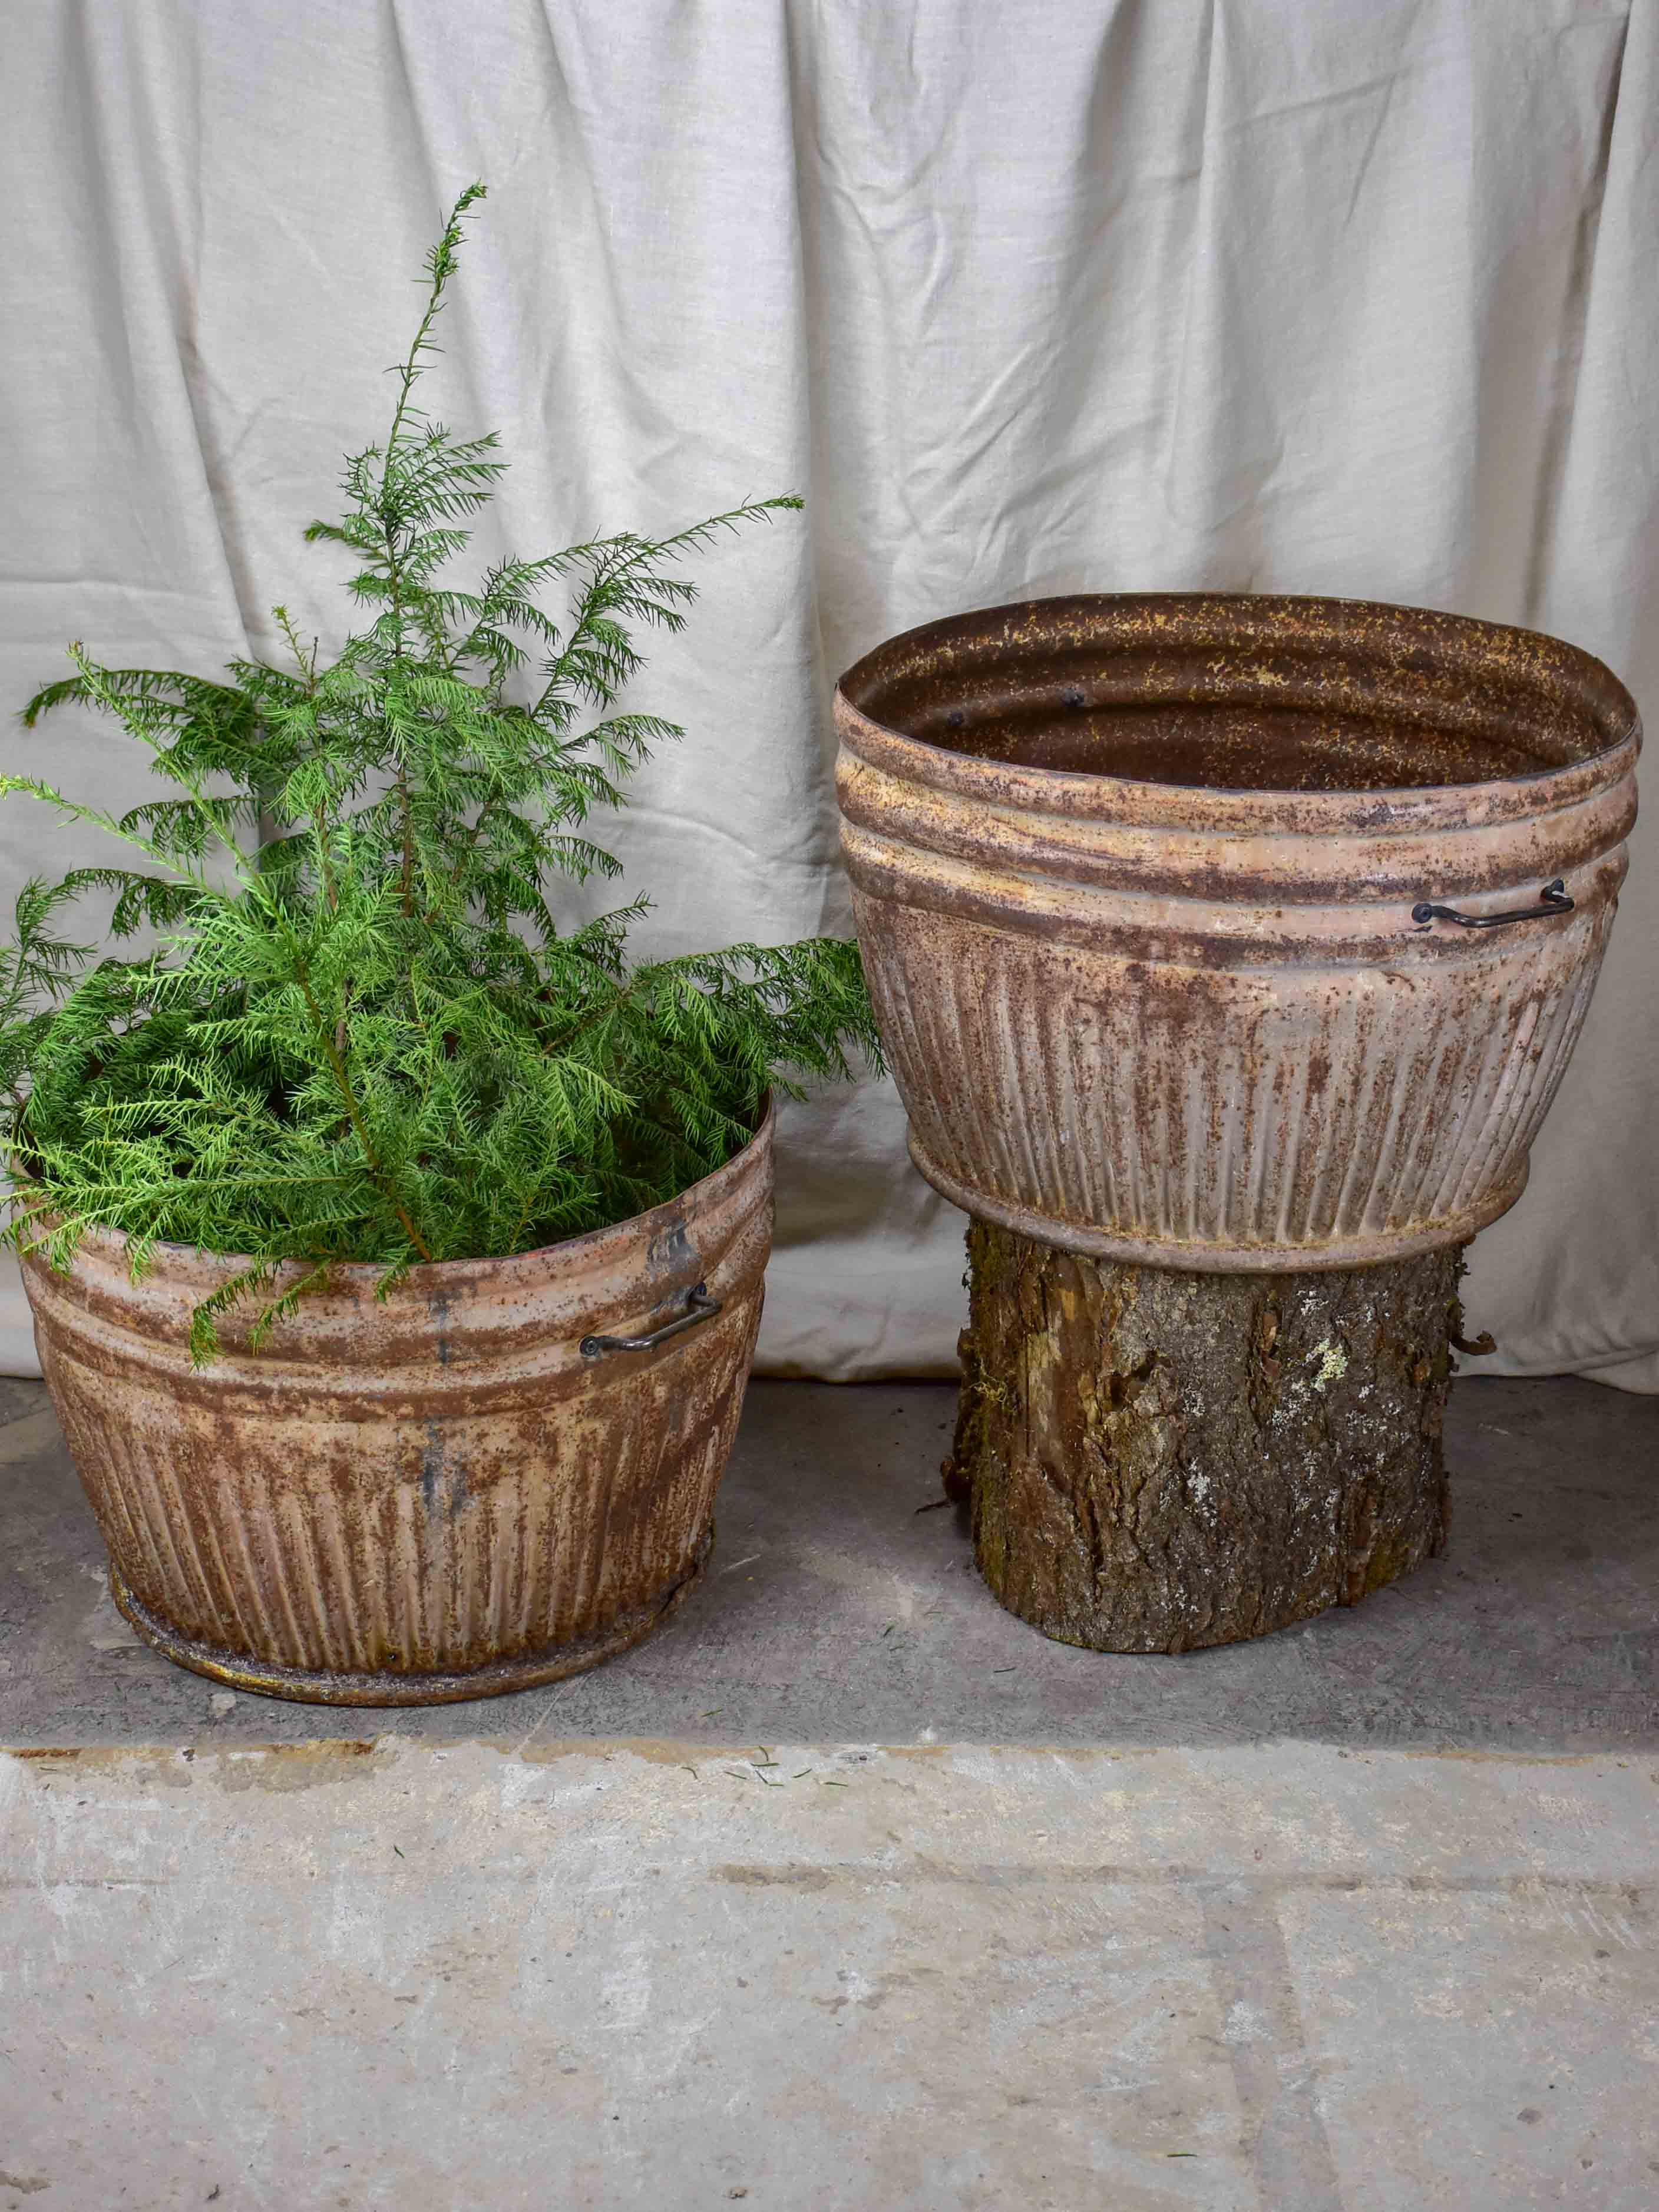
[2,184,879,1360]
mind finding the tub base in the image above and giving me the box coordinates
[948,1221,1468,1652]
[910,1132,1527,1272]
[108,1536,710,1707]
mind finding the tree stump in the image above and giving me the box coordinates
[946,1220,1476,1653]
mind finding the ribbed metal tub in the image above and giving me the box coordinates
[837,596,1639,1268]
[22,1107,773,1704]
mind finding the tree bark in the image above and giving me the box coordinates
[946,1220,1473,1653]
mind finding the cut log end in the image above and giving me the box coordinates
[947,1220,1473,1654]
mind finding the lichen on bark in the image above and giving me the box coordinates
[946,1219,1472,1653]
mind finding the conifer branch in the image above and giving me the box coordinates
[2,186,877,1358]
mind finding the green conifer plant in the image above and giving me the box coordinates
[2,184,879,1361]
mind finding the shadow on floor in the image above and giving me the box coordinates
[1,1373,1654,1749]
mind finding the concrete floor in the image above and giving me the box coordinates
[1,1373,1656,2208]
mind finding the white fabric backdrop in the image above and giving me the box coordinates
[2,0,1655,1385]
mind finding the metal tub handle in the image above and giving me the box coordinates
[580,1282,722,1359]
[1412,879,1574,931]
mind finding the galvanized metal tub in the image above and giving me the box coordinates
[22,1105,774,1704]
[837,596,1639,1268]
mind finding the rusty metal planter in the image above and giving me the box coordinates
[837,596,1640,1268]
[22,1106,774,1705]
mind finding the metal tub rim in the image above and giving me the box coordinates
[835,591,1641,837]
[17,1097,775,1377]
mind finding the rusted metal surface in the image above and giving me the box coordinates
[836,595,1640,1269]
[22,1106,775,1705]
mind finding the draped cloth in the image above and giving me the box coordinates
[2,0,1654,1384]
